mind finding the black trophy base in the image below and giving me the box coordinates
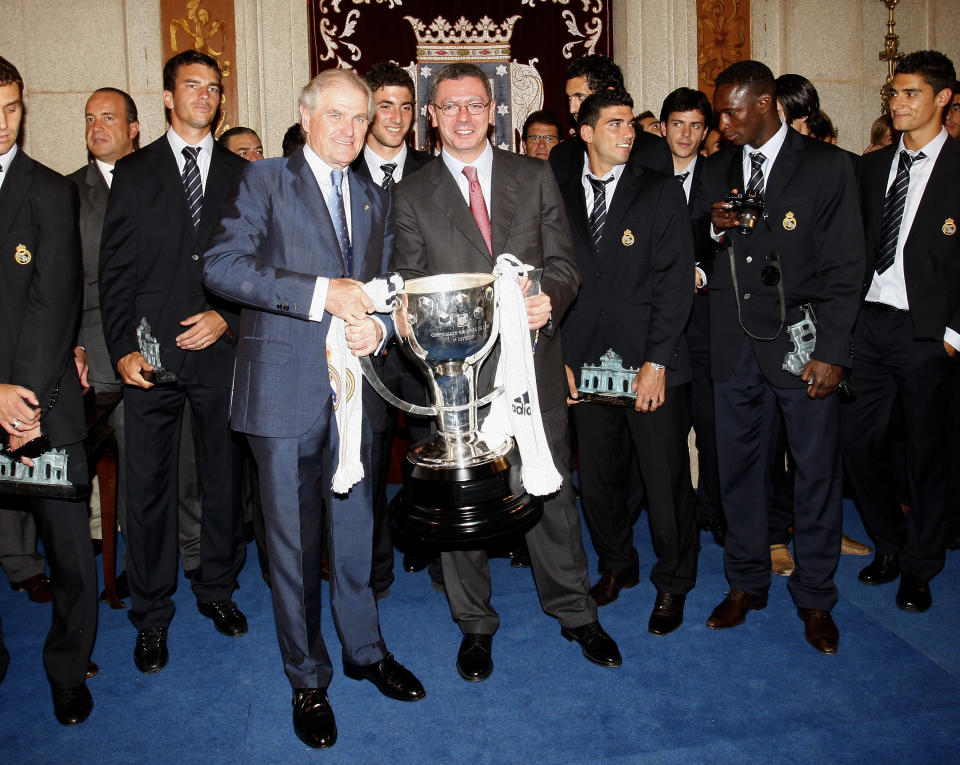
[390,444,543,551]
[141,368,178,386]
[0,479,88,500]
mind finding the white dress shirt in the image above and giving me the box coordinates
[0,143,17,191]
[581,153,626,211]
[363,143,408,186]
[95,159,114,189]
[864,128,957,347]
[166,127,214,191]
[442,141,493,212]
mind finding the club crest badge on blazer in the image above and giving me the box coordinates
[943,218,956,236]
[782,212,797,231]
[14,243,31,265]
[621,229,635,246]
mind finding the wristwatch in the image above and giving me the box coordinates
[647,362,665,370]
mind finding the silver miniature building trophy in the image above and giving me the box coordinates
[361,273,541,548]
[578,349,641,406]
[137,317,178,385]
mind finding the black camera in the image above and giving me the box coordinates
[724,192,766,235]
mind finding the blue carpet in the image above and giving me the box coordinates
[2,497,959,764]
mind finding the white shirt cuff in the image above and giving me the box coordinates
[370,316,388,354]
[308,277,330,322]
[944,327,960,352]
[695,266,707,291]
[710,225,725,243]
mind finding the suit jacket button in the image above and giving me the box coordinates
[276,303,282,310]
[743,293,751,300]
[597,308,605,316]
[595,271,602,279]
[191,254,199,261]
[745,256,753,263]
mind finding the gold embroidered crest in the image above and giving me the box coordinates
[621,229,635,246]
[943,218,957,236]
[782,212,797,231]
[14,244,31,265]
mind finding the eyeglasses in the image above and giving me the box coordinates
[525,135,558,145]
[436,101,490,117]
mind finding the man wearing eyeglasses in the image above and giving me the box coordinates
[392,61,621,683]
[521,110,561,160]
[695,60,863,654]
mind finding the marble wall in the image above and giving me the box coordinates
[0,0,956,173]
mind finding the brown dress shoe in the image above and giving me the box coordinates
[841,534,873,556]
[648,592,685,636]
[10,573,52,603]
[706,589,767,629]
[589,568,640,606]
[797,608,839,654]
[770,544,794,577]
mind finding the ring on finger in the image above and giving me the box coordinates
[12,419,21,430]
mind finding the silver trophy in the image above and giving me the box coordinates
[137,317,178,385]
[361,273,541,549]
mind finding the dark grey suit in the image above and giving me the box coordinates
[392,146,597,635]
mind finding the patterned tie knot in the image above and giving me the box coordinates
[381,162,397,178]
[900,150,925,170]
[588,176,613,195]
[462,165,479,183]
[750,151,766,168]
[182,145,201,163]
[675,171,690,184]
[331,168,344,188]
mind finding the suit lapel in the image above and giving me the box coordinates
[429,159,491,261]
[200,143,232,235]
[765,129,803,202]
[83,162,109,208]
[560,174,592,253]
[288,150,347,273]
[0,149,31,243]
[490,150,517,258]
[604,165,644,253]
[906,138,960,250]
[348,170,371,278]
[147,138,193,229]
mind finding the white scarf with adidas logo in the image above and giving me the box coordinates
[479,254,563,496]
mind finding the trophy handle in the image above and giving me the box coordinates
[358,356,437,417]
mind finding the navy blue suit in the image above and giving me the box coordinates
[203,148,393,689]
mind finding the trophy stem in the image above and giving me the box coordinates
[431,360,477,439]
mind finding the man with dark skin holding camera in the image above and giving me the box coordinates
[694,60,863,654]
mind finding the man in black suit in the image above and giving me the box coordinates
[0,56,97,725]
[658,86,726,549]
[549,54,672,186]
[842,50,960,613]
[350,61,435,593]
[392,62,621,681]
[99,50,248,673]
[696,60,863,654]
[560,90,697,635]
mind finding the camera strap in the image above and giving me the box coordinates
[725,240,786,342]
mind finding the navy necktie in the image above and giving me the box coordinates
[675,171,690,185]
[181,146,203,229]
[380,162,397,192]
[745,151,766,197]
[328,168,352,274]
[875,150,925,275]
[588,176,613,251]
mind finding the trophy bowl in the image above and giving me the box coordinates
[361,272,542,549]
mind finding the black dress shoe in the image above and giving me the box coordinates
[648,592,686,636]
[896,574,932,613]
[561,621,622,667]
[797,608,839,654]
[589,568,641,607]
[134,627,169,673]
[706,589,767,629]
[858,553,900,585]
[52,684,93,725]
[456,633,493,682]
[293,688,337,749]
[402,553,428,573]
[509,545,531,568]
[344,652,425,701]
[700,514,727,547]
[198,600,248,637]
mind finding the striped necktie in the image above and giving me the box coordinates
[675,171,690,185]
[745,151,766,197]
[181,146,203,230]
[588,176,613,251]
[381,162,397,192]
[875,150,925,275]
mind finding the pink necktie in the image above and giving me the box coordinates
[462,165,492,254]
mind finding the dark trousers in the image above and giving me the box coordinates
[687,293,723,526]
[249,411,386,689]
[0,443,97,689]
[123,367,245,632]
[573,391,698,594]
[841,305,954,581]
[714,339,842,610]
[441,403,596,635]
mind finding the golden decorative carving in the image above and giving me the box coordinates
[696,0,750,98]
[162,0,237,136]
[877,0,904,114]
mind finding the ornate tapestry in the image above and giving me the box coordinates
[696,0,750,101]
[308,1,613,152]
